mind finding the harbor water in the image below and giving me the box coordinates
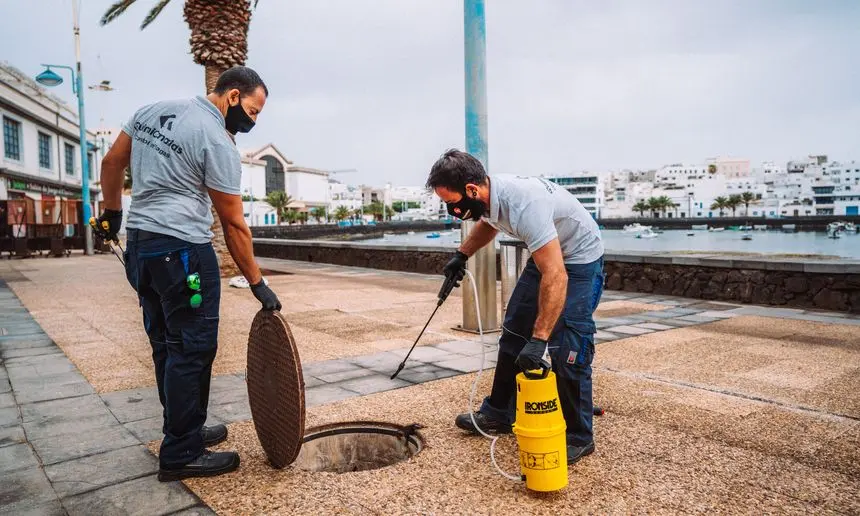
[362,228,860,259]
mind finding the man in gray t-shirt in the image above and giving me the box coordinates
[427,149,605,466]
[92,66,280,482]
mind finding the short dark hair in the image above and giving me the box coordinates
[213,66,269,97]
[426,149,487,191]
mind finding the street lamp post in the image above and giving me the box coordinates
[35,1,93,255]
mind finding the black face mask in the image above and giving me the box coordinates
[446,190,485,221]
[225,98,255,135]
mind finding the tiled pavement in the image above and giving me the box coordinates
[2,276,859,515]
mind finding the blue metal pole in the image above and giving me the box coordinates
[464,0,488,169]
[461,0,498,332]
[72,0,93,255]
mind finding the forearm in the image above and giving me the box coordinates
[101,163,125,211]
[532,269,567,340]
[458,220,498,257]
[222,219,263,284]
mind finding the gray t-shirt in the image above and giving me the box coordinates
[121,95,241,244]
[484,174,604,264]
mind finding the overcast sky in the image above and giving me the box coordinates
[3,0,858,186]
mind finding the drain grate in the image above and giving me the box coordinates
[293,422,424,473]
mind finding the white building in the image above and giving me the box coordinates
[544,172,603,219]
[0,62,101,215]
[244,143,330,218]
[329,181,363,215]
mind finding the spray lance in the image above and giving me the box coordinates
[390,263,464,380]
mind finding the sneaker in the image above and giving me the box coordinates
[158,450,240,482]
[567,441,595,465]
[202,424,228,447]
[454,411,512,435]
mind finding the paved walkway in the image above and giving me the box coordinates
[2,267,859,514]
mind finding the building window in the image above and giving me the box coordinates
[64,143,75,176]
[87,152,94,180]
[38,132,52,169]
[3,116,22,161]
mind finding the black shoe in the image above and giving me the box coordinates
[202,424,228,447]
[157,450,240,482]
[455,411,512,435]
[567,441,595,465]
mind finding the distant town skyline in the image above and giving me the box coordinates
[3,1,859,187]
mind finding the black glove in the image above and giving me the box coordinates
[93,209,123,242]
[439,250,468,302]
[515,337,550,372]
[250,279,282,311]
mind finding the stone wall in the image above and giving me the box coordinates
[603,253,860,313]
[251,221,459,241]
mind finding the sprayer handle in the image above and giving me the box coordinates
[522,363,551,380]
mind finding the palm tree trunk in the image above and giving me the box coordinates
[205,63,241,278]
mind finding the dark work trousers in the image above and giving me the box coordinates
[123,229,220,468]
[479,256,605,446]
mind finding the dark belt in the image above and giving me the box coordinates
[126,228,171,242]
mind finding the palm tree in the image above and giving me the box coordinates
[708,164,717,174]
[711,196,728,217]
[311,207,327,223]
[727,194,742,217]
[741,191,757,216]
[647,197,661,218]
[101,0,261,277]
[335,206,350,221]
[633,200,648,217]
[657,196,673,218]
[265,191,290,225]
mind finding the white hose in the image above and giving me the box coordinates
[463,269,522,482]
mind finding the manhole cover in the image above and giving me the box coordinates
[293,422,424,473]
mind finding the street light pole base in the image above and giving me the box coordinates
[84,225,94,256]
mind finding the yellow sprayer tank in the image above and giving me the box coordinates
[512,369,568,492]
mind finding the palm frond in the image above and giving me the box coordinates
[253,0,260,8]
[141,0,171,29]
[100,0,138,26]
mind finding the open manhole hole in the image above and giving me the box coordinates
[293,421,424,473]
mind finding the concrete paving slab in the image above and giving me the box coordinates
[335,375,412,396]
[0,406,21,427]
[634,322,677,331]
[0,468,57,515]
[434,355,496,373]
[62,474,199,516]
[0,392,15,409]
[45,445,159,498]
[0,337,55,351]
[123,416,164,444]
[348,351,409,372]
[31,424,139,466]
[695,310,739,319]
[395,365,462,384]
[302,359,361,377]
[0,442,39,474]
[401,345,461,362]
[0,424,26,448]
[20,394,108,424]
[0,347,61,360]
[24,413,120,442]
[605,325,655,336]
[100,388,162,424]
[208,374,247,393]
[207,400,252,424]
[431,339,488,356]
[314,367,375,384]
[676,314,720,323]
[594,330,621,340]
[305,385,361,407]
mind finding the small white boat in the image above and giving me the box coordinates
[742,233,753,241]
[407,231,415,235]
[845,223,857,234]
[709,227,725,232]
[624,223,652,233]
[691,224,709,231]
[687,232,695,236]
[635,228,659,239]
